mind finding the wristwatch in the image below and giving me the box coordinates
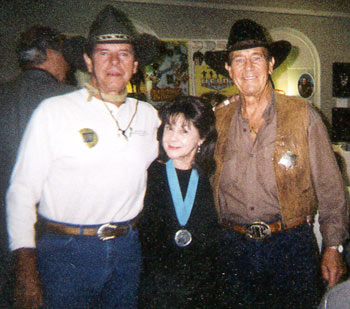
[329,244,344,253]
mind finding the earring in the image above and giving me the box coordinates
[197,145,201,154]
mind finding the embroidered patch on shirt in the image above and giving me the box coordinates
[79,128,98,148]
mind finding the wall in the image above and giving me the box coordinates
[1,0,350,120]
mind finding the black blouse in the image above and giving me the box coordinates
[138,160,225,308]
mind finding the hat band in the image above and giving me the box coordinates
[95,33,131,42]
[227,40,269,52]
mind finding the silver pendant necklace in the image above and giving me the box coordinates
[100,95,139,141]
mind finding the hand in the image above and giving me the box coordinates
[13,248,43,308]
[229,94,240,103]
[321,247,347,287]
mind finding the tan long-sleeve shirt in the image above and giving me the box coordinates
[218,94,348,247]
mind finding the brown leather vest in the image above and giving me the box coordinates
[213,92,317,227]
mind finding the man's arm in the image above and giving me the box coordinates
[308,105,349,287]
[6,99,55,251]
[6,100,56,306]
[13,248,43,308]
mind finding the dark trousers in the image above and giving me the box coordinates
[37,226,141,308]
[221,223,322,308]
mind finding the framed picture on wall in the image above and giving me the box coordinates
[297,73,314,98]
[333,62,350,98]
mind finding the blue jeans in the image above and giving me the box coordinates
[37,224,141,308]
[221,223,322,308]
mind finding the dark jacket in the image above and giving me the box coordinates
[0,69,73,302]
[1,69,74,192]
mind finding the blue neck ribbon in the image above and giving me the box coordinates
[166,159,199,226]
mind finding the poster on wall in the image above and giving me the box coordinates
[189,40,236,98]
[142,40,190,108]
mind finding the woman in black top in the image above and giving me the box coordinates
[138,96,225,308]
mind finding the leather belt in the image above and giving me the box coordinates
[222,218,306,240]
[43,220,137,241]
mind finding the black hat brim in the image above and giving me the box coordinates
[204,40,291,78]
[268,40,291,69]
[133,33,159,66]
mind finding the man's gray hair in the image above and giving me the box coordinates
[16,25,65,70]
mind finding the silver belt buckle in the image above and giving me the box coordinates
[97,223,118,241]
[245,221,271,240]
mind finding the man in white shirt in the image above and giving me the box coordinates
[6,5,159,308]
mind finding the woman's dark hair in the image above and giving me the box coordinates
[157,95,217,175]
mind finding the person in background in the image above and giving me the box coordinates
[0,24,73,306]
[138,96,225,307]
[6,5,159,308]
[205,19,349,307]
[62,35,88,87]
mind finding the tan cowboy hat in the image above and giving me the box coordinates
[204,19,291,77]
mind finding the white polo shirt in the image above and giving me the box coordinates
[7,88,160,251]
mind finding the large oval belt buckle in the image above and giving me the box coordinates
[97,223,118,241]
[245,221,271,240]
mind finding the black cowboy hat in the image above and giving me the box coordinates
[204,19,291,77]
[86,5,159,66]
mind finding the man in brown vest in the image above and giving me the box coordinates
[205,19,348,307]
